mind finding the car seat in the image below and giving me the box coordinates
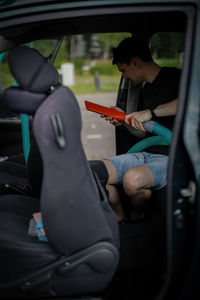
[0,46,119,298]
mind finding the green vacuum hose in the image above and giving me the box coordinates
[127,121,172,153]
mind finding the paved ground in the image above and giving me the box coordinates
[76,92,117,160]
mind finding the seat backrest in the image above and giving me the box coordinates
[4,46,119,256]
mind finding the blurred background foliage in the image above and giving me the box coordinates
[0,32,185,94]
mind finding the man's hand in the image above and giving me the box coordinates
[101,106,124,126]
[124,109,152,131]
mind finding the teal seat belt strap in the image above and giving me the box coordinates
[20,113,30,164]
[12,81,30,164]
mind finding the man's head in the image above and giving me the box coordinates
[112,37,153,85]
[112,37,152,65]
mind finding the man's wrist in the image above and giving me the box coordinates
[150,108,157,119]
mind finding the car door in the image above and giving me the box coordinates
[157,2,200,300]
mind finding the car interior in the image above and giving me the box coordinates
[0,2,197,299]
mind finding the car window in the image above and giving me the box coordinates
[0,32,185,161]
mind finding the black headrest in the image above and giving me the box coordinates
[4,87,46,115]
[8,46,59,93]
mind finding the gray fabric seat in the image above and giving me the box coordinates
[0,46,119,298]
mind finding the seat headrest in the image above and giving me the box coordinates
[4,87,46,115]
[8,46,59,93]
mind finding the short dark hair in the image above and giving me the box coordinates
[112,37,153,65]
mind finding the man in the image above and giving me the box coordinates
[102,37,181,222]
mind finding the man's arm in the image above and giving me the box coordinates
[152,99,178,117]
[124,99,178,131]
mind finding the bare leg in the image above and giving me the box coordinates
[123,166,154,220]
[102,159,125,222]
[106,184,125,222]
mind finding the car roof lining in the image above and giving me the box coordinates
[0,10,187,52]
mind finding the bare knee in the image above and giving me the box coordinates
[123,166,153,196]
[123,169,144,196]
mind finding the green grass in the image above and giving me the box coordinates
[70,73,121,94]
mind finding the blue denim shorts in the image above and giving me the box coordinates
[106,151,168,190]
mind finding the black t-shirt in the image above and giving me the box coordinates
[138,66,181,155]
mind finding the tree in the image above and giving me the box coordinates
[151,32,185,59]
